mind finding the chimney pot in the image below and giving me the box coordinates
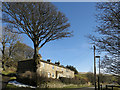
[55,61,60,65]
[47,59,51,62]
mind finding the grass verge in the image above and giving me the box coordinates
[63,84,93,88]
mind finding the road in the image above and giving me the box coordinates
[78,87,94,90]
[60,87,95,90]
[67,87,95,90]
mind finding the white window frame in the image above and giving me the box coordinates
[52,66,54,69]
[48,72,51,78]
[57,67,59,70]
[52,73,54,77]
[66,69,69,72]
[42,63,45,67]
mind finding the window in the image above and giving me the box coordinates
[52,73,54,77]
[52,66,54,69]
[66,75,70,78]
[57,67,59,70]
[42,63,45,67]
[66,69,69,72]
[48,73,51,78]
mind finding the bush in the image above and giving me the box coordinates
[37,76,61,88]
[86,72,94,85]
[17,71,61,87]
[17,71,37,86]
[66,65,78,74]
[59,77,87,85]
[117,76,120,85]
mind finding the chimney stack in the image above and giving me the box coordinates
[55,61,60,65]
[47,59,51,62]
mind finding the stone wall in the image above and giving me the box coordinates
[17,59,35,73]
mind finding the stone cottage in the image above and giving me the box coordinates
[17,58,74,79]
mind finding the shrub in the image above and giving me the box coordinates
[17,71,61,87]
[86,72,94,85]
[117,76,120,85]
[17,71,37,86]
[59,77,87,85]
[37,76,62,88]
[66,65,78,74]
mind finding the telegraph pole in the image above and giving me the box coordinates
[94,45,97,90]
[98,57,100,90]
[96,56,100,90]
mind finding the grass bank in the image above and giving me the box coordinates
[6,83,93,89]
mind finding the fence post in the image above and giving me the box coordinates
[106,85,108,90]
[98,76,100,90]
[100,85,102,90]
[112,86,113,90]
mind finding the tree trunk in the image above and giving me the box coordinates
[9,46,12,57]
[33,43,39,71]
[33,43,41,87]
[34,45,39,61]
[2,42,5,70]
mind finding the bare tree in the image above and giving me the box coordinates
[88,2,120,76]
[1,26,34,69]
[2,2,72,70]
[1,26,20,70]
[4,41,34,68]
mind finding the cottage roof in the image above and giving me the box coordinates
[19,59,74,72]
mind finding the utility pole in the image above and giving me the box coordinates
[96,56,100,90]
[94,45,97,90]
[99,57,100,77]
[98,57,100,90]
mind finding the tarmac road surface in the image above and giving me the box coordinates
[68,87,95,90]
